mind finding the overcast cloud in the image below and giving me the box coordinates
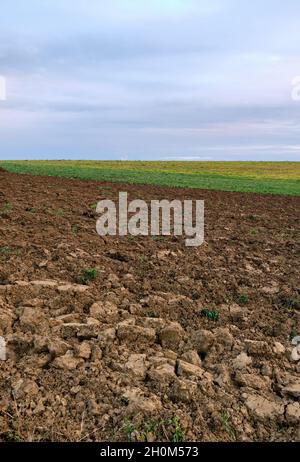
[0,0,300,160]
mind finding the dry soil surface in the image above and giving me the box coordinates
[0,169,299,442]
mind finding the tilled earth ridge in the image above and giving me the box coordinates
[0,169,299,442]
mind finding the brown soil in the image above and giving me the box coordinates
[0,169,299,442]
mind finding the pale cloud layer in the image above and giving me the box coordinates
[0,0,300,160]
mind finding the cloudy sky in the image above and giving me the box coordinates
[0,0,300,160]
